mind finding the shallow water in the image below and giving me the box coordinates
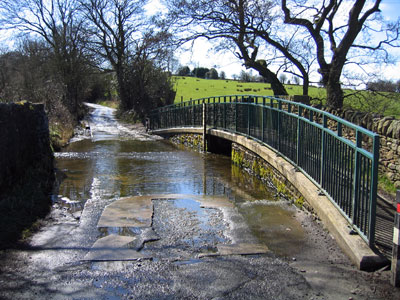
[54,103,305,257]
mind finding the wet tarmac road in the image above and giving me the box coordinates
[0,103,398,299]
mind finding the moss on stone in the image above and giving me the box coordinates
[231,143,304,204]
[294,196,305,208]
[170,134,204,152]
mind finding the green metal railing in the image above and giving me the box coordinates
[149,95,380,247]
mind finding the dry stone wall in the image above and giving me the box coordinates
[0,102,54,193]
[321,107,400,188]
[0,101,54,244]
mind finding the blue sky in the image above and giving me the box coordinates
[380,0,400,22]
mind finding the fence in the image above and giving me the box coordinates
[149,95,380,247]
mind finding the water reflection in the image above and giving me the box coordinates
[54,104,306,257]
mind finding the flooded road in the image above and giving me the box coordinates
[0,103,397,300]
[55,103,305,258]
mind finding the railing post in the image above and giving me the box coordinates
[262,106,264,142]
[277,100,282,153]
[320,115,327,187]
[337,122,342,137]
[202,101,207,152]
[352,131,362,228]
[296,106,302,165]
[174,107,177,127]
[392,190,400,287]
[191,100,195,125]
[218,97,221,128]
[235,97,238,132]
[223,96,226,129]
[368,134,379,246]
[247,103,250,136]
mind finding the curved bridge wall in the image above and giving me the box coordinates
[152,126,386,270]
[149,95,380,247]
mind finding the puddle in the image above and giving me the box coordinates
[170,198,211,231]
[154,198,228,247]
[238,203,305,257]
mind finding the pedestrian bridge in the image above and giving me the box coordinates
[148,95,389,270]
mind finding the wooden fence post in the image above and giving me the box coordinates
[392,190,400,287]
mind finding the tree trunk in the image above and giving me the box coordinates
[269,74,288,96]
[115,66,132,111]
[255,65,288,96]
[322,61,345,109]
[325,78,344,109]
[302,76,309,96]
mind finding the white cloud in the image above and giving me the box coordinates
[144,0,167,16]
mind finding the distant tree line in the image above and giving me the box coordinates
[366,80,400,93]
[177,66,275,83]
[177,66,221,80]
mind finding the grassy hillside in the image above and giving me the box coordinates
[172,76,325,102]
[172,76,400,117]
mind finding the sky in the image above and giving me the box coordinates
[377,1,400,82]
[146,0,400,83]
[1,0,398,84]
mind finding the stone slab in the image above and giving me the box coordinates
[198,196,234,208]
[97,194,233,228]
[97,196,153,227]
[144,194,234,209]
[83,234,147,261]
[199,243,269,257]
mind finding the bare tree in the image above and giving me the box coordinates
[78,0,143,110]
[0,0,90,115]
[166,0,283,95]
[165,0,315,96]
[292,75,300,85]
[79,0,174,113]
[282,0,400,108]
[279,73,287,84]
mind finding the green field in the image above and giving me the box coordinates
[172,76,400,117]
[172,76,316,101]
